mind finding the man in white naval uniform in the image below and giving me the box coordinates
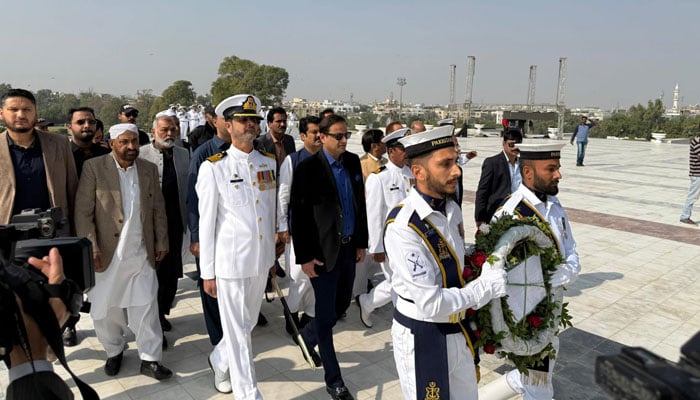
[277,116,323,335]
[383,126,507,400]
[196,94,276,399]
[356,127,413,328]
[74,123,172,380]
[187,105,199,133]
[177,106,189,139]
[480,142,580,400]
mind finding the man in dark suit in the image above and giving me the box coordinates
[291,114,368,400]
[255,106,295,171]
[474,129,523,227]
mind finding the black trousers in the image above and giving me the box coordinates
[157,226,184,316]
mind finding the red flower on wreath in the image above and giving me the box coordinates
[526,314,543,328]
[466,307,476,316]
[470,252,487,268]
[473,329,482,340]
[462,266,474,280]
[483,343,496,354]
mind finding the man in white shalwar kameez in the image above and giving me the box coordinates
[74,123,173,380]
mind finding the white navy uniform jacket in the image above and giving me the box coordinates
[385,189,488,323]
[276,154,293,232]
[365,161,413,254]
[493,183,580,287]
[196,146,276,280]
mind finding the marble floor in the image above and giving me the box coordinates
[2,134,698,399]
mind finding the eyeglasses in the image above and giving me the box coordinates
[124,111,139,118]
[327,132,351,141]
[75,118,97,125]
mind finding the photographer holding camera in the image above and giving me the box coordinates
[2,247,97,400]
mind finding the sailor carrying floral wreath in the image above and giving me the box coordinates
[472,142,581,400]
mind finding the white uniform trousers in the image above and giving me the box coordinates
[505,336,559,400]
[284,239,315,316]
[210,274,267,400]
[93,301,163,361]
[359,261,395,313]
[391,320,477,400]
[352,255,381,297]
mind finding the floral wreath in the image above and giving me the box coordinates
[463,215,573,374]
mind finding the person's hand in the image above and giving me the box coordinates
[93,251,104,272]
[356,248,366,263]
[155,250,168,262]
[302,259,324,278]
[481,267,508,298]
[27,247,65,285]
[371,252,386,263]
[466,150,477,160]
[203,278,217,298]
[278,231,290,244]
[570,140,574,145]
[189,242,200,257]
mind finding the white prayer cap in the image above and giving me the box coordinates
[215,94,263,120]
[399,125,455,158]
[515,142,566,160]
[382,127,412,147]
[108,123,139,139]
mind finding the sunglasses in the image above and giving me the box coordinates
[124,111,139,118]
[506,141,522,148]
[327,132,352,141]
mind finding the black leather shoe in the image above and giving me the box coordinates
[62,326,77,347]
[159,315,172,332]
[104,352,123,376]
[257,312,268,326]
[326,385,354,400]
[140,361,173,380]
[285,312,300,336]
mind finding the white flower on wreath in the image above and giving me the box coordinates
[479,223,491,235]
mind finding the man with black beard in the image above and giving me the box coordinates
[68,107,111,177]
[61,107,111,346]
[0,89,78,226]
[481,142,580,400]
[139,116,190,336]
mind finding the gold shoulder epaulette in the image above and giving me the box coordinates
[206,151,227,163]
[259,150,276,159]
[372,165,387,174]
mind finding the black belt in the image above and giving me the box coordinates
[340,235,352,245]
[393,309,462,335]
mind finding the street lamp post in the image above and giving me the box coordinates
[397,77,406,118]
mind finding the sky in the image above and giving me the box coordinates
[2,0,698,109]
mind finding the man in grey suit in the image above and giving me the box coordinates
[74,123,172,380]
[139,115,190,333]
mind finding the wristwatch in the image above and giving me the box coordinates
[44,280,83,316]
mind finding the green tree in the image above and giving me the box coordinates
[161,80,196,107]
[211,56,289,106]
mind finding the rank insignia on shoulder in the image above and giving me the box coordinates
[206,151,227,163]
[259,150,276,160]
[372,165,387,174]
